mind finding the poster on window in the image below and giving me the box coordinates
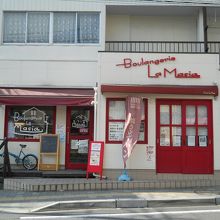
[160,138,170,146]
[172,135,181,147]
[160,127,170,146]
[72,112,88,129]
[71,140,79,150]
[78,139,89,154]
[199,135,207,147]
[109,122,124,141]
[187,135,196,146]
[56,124,65,143]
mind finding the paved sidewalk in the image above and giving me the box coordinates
[0,186,220,213]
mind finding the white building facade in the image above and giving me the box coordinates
[0,0,220,183]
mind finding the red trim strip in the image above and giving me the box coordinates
[101,85,218,96]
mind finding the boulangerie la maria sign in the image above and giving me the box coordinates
[122,96,143,168]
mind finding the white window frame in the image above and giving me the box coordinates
[2,11,101,45]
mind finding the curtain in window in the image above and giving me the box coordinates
[53,12,76,43]
[3,12,26,43]
[27,12,50,43]
[77,12,99,43]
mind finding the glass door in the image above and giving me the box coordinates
[66,106,94,170]
[183,101,213,174]
[156,99,213,174]
[156,101,183,173]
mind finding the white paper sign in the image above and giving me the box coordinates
[56,124,65,143]
[78,139,89,154]
[90,151,101,166]
[187,135,195,146]
[89,142,102,166]
[91,143,101,151]
[173,135,181,147]
[146,145,154,161]
[109,122,124,141]
[71,140,79,150]
[199,135,207,147]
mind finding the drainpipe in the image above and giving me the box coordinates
[93,85,98,141]
[203,7,208,53]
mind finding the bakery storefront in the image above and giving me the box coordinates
[0,88,94,170]
[98,53,219,179]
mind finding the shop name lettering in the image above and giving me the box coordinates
[116,56,201,79]
[13,111,47,135]
[15,125,44,134]
[13,112,44,122]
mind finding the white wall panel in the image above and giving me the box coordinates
[0,46,101,61]
[208,17,220,41]
[131,16,196,41]
[106,15,197,41]
[46,61,97,87]
[103,144,124,169]
[208,28,220,41]
[106,15,130,41]
[0,60,97,87]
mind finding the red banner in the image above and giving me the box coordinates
[122,96,143,168]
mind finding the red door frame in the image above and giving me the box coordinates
[156,99,213,174]
[65,106,94,170]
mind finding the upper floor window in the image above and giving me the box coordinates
[77,13,99,43]
[27,12,50,43]
[3,12,50,43]
[53,12,76,44]
[3,11,100,44]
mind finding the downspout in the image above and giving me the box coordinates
[203,7,208,53]
[93,84,98,141]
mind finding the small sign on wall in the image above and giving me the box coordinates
[146,145,154,161]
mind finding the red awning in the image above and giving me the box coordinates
[101,84,218,96]
[0,88,94,106]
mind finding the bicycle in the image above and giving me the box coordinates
[0,144,38,170]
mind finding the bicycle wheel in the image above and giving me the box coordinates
[22,154,38,170]
[0,154,4,169]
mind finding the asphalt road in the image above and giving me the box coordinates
[0,205,219,220]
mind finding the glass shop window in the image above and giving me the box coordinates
[106,98,148,143]
[6,106,55,140]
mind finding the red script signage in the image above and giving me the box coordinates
[116,56,201,79]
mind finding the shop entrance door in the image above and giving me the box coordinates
[66,106,94,170]
[156,100,213,174]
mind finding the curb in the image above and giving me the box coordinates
[32,199,116,212]
[33,197,220,212]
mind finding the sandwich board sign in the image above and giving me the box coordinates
[86,141,104,180]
